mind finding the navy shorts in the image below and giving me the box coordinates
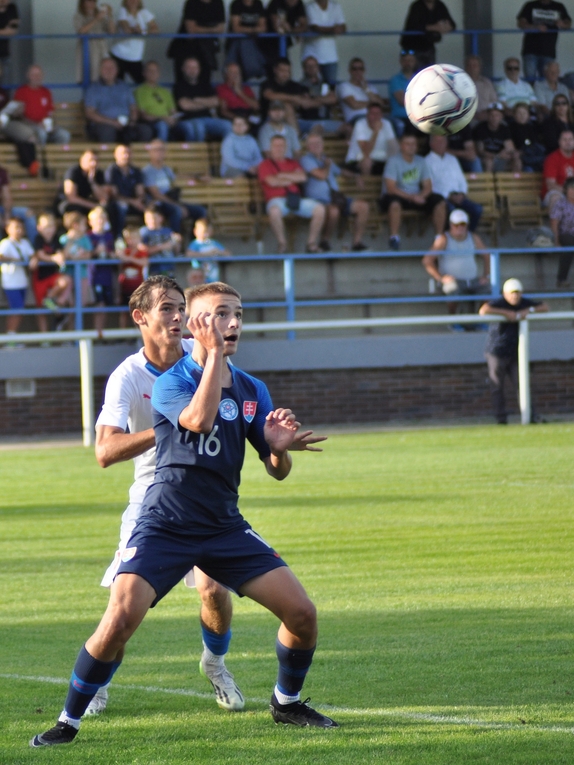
[4,287,27,309]
[116,519,287,606]
[92,283,115,306]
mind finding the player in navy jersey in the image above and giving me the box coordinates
[31,281,336,747]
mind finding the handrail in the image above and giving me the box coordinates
[0,310,569,444]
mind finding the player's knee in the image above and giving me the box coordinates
[286,597,317,640]
[198,578,230,611]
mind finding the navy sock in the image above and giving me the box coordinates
[63,645,119,719]
[275,639,315,699]
[201,625,231,656]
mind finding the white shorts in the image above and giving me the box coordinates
[100,498,196,589]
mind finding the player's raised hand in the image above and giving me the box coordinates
[264,408,299,453]
[289,428,327,452]
[186,311,224,351]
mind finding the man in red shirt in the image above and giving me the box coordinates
[542,129,574,208]
[4,64,70,146]
[257,134,326,253]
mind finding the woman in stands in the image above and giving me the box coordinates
[541,94,574,155]
[73,0,115,83]
[110,0,159,84]
[550,177,574,288]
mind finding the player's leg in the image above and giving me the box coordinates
[30,573,155,747]
[194,568,245,711]
[240,567,337,728]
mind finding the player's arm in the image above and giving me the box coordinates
[95,424,155,467]
[263,408,299,480]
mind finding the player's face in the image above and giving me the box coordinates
[504,289,522,306]
[140,288,186,347]
[189,293,243,357]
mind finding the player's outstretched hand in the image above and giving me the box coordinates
[264,408,299,453]
[289,428,327,452]
[186,311,223,351]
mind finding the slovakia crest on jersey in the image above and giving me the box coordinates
[219,398,238,420]
[243,401,257,422]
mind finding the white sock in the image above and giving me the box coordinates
[58,711,81,729]
[202,643,224,667]
[273,686,300,706]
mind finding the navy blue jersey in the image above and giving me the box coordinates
[144,354,273,532]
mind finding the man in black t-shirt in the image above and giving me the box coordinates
[225,0,268,80]
[264,0,307,63]
[479,278,548,423]
[261,57,311,128]
[61,149,120,236]
[168,0,226,81]
[447,124,482,173]
[401,0,456,70]
[472,102,521,172]
[517,0,571,80]
[173,57,232,142]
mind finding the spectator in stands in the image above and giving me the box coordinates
[496,57,538,116]
[73,1,115,84]
[549,176,574,287]
[380,133,446,251]
[301,0,346,87]
[257,134,326,253]
[447,125,482,173]
[388,49,417,138]
[30,213,72,333]
[87,205,116,333]
[84,58,153,143]
[216,61,260,123]
[534,61,570,116]
[337,58,384,128]
[473,102,521,173]
[105,144,147,234]
[264,0,307,64]
[59,211,93,308]
[517,0,571,81]
[258,100,300,158]
[3,65,70,147]
[225,0,268,81]
[464,55,498,124]
[186,217,231,284]
[117,224,148,325]
[62,149,119,235]
[220,114,262,177]
[0,163,37,242]
[261,57,311,128]
[401,0,455,70]
[142,138,207,232]
[109,0,159,84]
[167,0,225,81]
[479,278,548,423]
[173,57,232,142]
[0,62,39,177]
[542,129,574,209]
[509,102,546,172]
[301,131,369,252]
[298,55,343,136]
[540,93,574,154]
[422,209,490,326]
[425,134,482,232]
[0,0,19,83]
[135,61,179,141]
[345,102,398,176]
[0,216,33,336]
[140,203,182,276]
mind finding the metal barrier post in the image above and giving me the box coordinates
[74,262,84,331]
[279,34,287,57]
[283,257,296,340]
[490,250,501,294]
[518,318,531,425]
[81,35,91,90]
[79,338,94,447]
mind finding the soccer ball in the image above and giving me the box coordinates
[405,64,478,135]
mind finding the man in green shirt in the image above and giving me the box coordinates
[135,61,179,141]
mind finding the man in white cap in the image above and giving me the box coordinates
[422,208,491,328]
[479,278,548,423]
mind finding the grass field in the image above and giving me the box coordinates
[1,424,574,764]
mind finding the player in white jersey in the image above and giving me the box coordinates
[87,275,326,716]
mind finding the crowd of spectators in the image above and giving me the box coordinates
[3,0,574,338]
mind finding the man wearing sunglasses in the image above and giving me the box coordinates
[337,57,384,127]
[496,57,538,117]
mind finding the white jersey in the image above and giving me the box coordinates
[97,339,195,586]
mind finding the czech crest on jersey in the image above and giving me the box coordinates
[243,401,257,422]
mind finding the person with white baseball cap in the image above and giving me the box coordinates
[479,278,548,423]
[422,208,491,328]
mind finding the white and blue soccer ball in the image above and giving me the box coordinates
[405,63,478,135]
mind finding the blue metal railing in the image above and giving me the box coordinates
[2,247,572,338]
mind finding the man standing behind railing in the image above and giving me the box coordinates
[302,0,346,87]
[400,0,455,71]
[517,0,571,81]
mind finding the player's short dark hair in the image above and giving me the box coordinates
[185,282,242,312]
[129,275,184,315]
